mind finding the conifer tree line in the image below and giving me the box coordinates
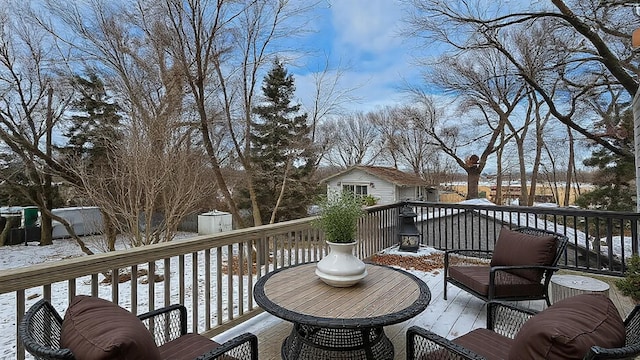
[0,1,636,249]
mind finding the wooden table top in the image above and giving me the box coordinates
[254,263,431,328]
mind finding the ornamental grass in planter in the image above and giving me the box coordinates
[313,192,367,287]
[313,191,365,243]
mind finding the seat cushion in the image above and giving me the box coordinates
[490,227,557,282]
[453,328,513,359]
[508,293,625,360]
[157,333,221,360]
[449,265,545,298]
[60,295,162,360]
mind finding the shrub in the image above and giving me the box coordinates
[616,254,640,302]
[361,194,378,207]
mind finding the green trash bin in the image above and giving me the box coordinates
[22,207,39,227]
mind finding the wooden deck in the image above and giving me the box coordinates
[214,268,637,360]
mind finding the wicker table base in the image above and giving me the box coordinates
[550,274,610,304]
[281,324,393,360]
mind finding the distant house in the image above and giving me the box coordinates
[320,166,438,205]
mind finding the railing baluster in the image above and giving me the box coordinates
[247,240,254,311]
[205,249,211,330]
[17,289,25,360]
[238,242,244,316]
[111,268,118,304]
[632,220,639,257]
[91,274,98,297]
[192,252,198,333]
[148,261,155,313]
[279,234,285,268]
[227,244,233,322]
[179,255,185,306]
[68,279,76,303]
[131,264,138,314]
[164,258,171,307]
[216,247,223,326]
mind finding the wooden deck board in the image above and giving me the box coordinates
[214,269,636,360]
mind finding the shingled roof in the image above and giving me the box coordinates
[322,166,432,187]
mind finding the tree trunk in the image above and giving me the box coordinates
[516,140,529,206]
[466,166,481,199]
[495,150,503,205]
[543,144,560,204]
[0,217,18,246]
[40,87,54,246]
[564,127,575,206]
[39,214,53,246]
[102,211,117,251]
[528,104,547,206]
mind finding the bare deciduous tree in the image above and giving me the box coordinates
[404,0,636,158]
[304,57,362,177]
[323,112,385,168]
[39,0,217,246]
[0,5,85,247]
[410,48,526,199]
[73,142,216,247]
[369,106,441,179]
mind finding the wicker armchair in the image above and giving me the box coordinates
[407,295,640,360]
[444,226,569,306]
[19,298,258,360]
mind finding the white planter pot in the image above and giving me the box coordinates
[315,241,367,287]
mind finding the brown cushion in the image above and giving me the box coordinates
[449,265,545,298]
[490,227,556,282]
[453,328,513,359]
[157,333,221,360]
[61,295,162,360]
[508,293,625,360]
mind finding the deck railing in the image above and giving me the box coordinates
[2,201,639,359]
[366,201,640,276]
[1,218,330,360]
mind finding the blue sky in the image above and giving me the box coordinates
[291,0,423,113]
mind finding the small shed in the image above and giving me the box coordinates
[51,207,103,239]
[320,166,438,205]
[198,210,232,235]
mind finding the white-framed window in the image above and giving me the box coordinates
[342,183,368,196]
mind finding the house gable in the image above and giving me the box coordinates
[321,166,438,205]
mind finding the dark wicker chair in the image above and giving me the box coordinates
[18,298,258,360]
[444,226,569,306]
[407,299,640,360]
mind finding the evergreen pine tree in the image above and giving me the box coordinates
[575,109,635,211]
[62,72,123,249]
[249,59,316,223]
[63,72,123,168]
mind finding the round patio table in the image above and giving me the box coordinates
[254,262,431,360]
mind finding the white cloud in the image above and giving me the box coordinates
[289,1,429,114]
[329,0,404,54]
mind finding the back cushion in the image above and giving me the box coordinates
[61,295,161,360]
[490,227,557,282]
[508,293,625,360]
